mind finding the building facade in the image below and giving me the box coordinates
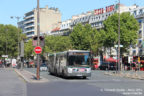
[129,6,144,56]
[19,6,61,40]
[48,4,144,57]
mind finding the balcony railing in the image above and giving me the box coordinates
[24,14,34,19]
[24,19,34,24]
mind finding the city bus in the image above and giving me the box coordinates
[47,50,91,78]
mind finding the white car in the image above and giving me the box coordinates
[40,64,48,71]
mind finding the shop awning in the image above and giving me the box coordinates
[105,57,118,63]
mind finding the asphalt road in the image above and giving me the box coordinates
[25,68,144,96]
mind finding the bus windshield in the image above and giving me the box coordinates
[68,55,90,66]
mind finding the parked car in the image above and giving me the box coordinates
[40,64,48,71]
[99,62,117,70]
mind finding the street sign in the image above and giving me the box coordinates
[114,45,123,47]
[2,55,8,58]
[34,46,42,54]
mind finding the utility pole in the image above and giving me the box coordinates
[5,28,8,56]
[36,0,40,80]
[118,0,121,73]
[5,28,8,68]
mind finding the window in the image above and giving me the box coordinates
[26,31,34,35]
[139,30,142,34]
[139,9,143,14]
[91,18,93,21]
[68,55,88,66]
[134,10,137,16]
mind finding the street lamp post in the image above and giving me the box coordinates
[10,16,20,59]
[10,16,21,67]
[5,28,8,56]
[118,0,121,72]
[5,28,8,68]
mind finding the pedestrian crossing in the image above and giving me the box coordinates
[0,68,13,72]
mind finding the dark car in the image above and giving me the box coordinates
[99,62,117,70]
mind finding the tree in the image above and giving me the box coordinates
[103,12,139,53]
[0,24,20,57]
[44,35,72,53]
[69,23,105,55]
[90,29,106,55]
[70,23,92,50]
[24,39,34,59]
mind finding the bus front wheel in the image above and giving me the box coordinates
[82,76,87,79]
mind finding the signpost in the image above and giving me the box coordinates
[36,0,40,80]
[114,44,123,72]
[114,45,123,48]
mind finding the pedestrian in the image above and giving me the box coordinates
[12,58,17,68]
[0,60,2,68]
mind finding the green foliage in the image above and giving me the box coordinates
[103,12,139,53]
[90,29,106,55]
[70,24,92,50]
[24,39,34,58]
[103,13,119,47]
[69,23,105,55]
[0,24,20,57]
[44,35,72,53]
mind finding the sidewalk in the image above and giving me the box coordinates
[15,69,49,83]
[0,68,26,96]
[105,70,144,80]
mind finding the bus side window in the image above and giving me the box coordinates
[60,55,66,66]
[87,57,91,65]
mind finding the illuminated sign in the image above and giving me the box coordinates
[94,5,115,15]
[69,52,89,56]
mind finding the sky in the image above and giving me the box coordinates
[0,0,144,26]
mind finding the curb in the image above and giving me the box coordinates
[14,69,30,83]
[104,72,144,80]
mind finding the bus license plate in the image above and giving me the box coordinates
[80,69,85,72]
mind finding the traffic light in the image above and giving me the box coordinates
[32,36,38,46]
[32,36,45,47]
[39,36,45,47]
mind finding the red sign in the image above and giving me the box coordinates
[34,46,42,54]
[94,5,115,15]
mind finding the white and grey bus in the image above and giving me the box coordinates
[48,50,91,78]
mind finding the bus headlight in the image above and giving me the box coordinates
[86,68,91,73]
[68,68,73,73]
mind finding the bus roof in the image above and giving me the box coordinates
[68,50,90,53]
